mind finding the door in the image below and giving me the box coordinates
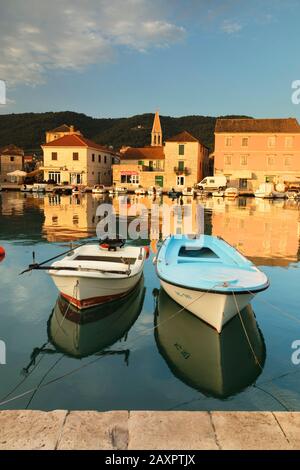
[176,175,185,186]
[155,175,164,187]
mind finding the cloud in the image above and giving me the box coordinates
[221,19,242,34]
[0,0,185,86]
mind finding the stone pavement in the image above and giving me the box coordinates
[0,410,299,450]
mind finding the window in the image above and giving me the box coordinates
[225,137,232,147]
[10,156,15,162]
[176,175,185,186]
[268,156,275,166]
[131,174,139,184]
[51,152,57,161]
[239,178,248,189]
[178,160,184,171]
[285,156,292,166]
[240,155,248,166]
[48,172,61,183]
[98,155,101,163]
[268,136,276,148]
[178,144,185,155]
[120,174,134,183]
[70,173,82,184]
[224,155,232,165]
[104,155,107,164]
[158,135,161,145]
[242,137,249,147]
[138,160,144,166]
[73,152,79,161]
[285,137,293,148]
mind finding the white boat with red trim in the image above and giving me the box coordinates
[48,239,146,309]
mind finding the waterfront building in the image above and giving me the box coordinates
[42,133,118,186]
[112,112,209,191]
[213,118,300,191]
[0,144,24,182]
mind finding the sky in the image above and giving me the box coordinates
[1,0,300,119]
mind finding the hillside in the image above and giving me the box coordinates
[0,111,251,155]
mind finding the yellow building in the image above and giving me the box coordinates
[42,134,118,186]
[46,124,82,143]
[43,194,99,241]
[113,112,209,191]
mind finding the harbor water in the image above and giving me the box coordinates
[0,191,299,411]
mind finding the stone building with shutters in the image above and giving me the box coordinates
[0,144,24,182]
[112,112,209,191]
[213,118,300,190]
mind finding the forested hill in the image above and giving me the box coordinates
[0,111,251,155]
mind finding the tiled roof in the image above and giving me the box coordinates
[215,118,300,133]
[165,131,199,142]
[42,134,117,154]
[0,144,24,156]
[48,124,73,133]
[120,146,165,160]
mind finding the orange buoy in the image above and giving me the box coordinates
[100,243,110,250]
[0,246,5,262]
[144,246,150,259]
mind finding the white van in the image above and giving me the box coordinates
[197,176,227,191]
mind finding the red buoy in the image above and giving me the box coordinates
[144,246,150,259]
[0,246,5,262]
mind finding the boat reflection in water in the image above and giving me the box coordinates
[155,289,266,399]
[48,277,145,359]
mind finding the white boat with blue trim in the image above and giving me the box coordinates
[156,235,269,333]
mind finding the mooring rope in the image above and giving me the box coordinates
[242,287,300,325]
[232,291,263,370]
[0,281,78,404]
[0,284,218,408]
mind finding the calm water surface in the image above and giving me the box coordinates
[0,191,299,411]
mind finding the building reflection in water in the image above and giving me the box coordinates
[2,191,299,266]
[42,194,106,241]
[208,197,300,267]
[155,289,266,399]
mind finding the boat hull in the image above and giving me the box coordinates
[50,271,143,309]
[160,280,253,333]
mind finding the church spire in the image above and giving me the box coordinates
[151,111,162,146]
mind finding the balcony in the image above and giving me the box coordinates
[174,166,191,176]
[140,165,164,172]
